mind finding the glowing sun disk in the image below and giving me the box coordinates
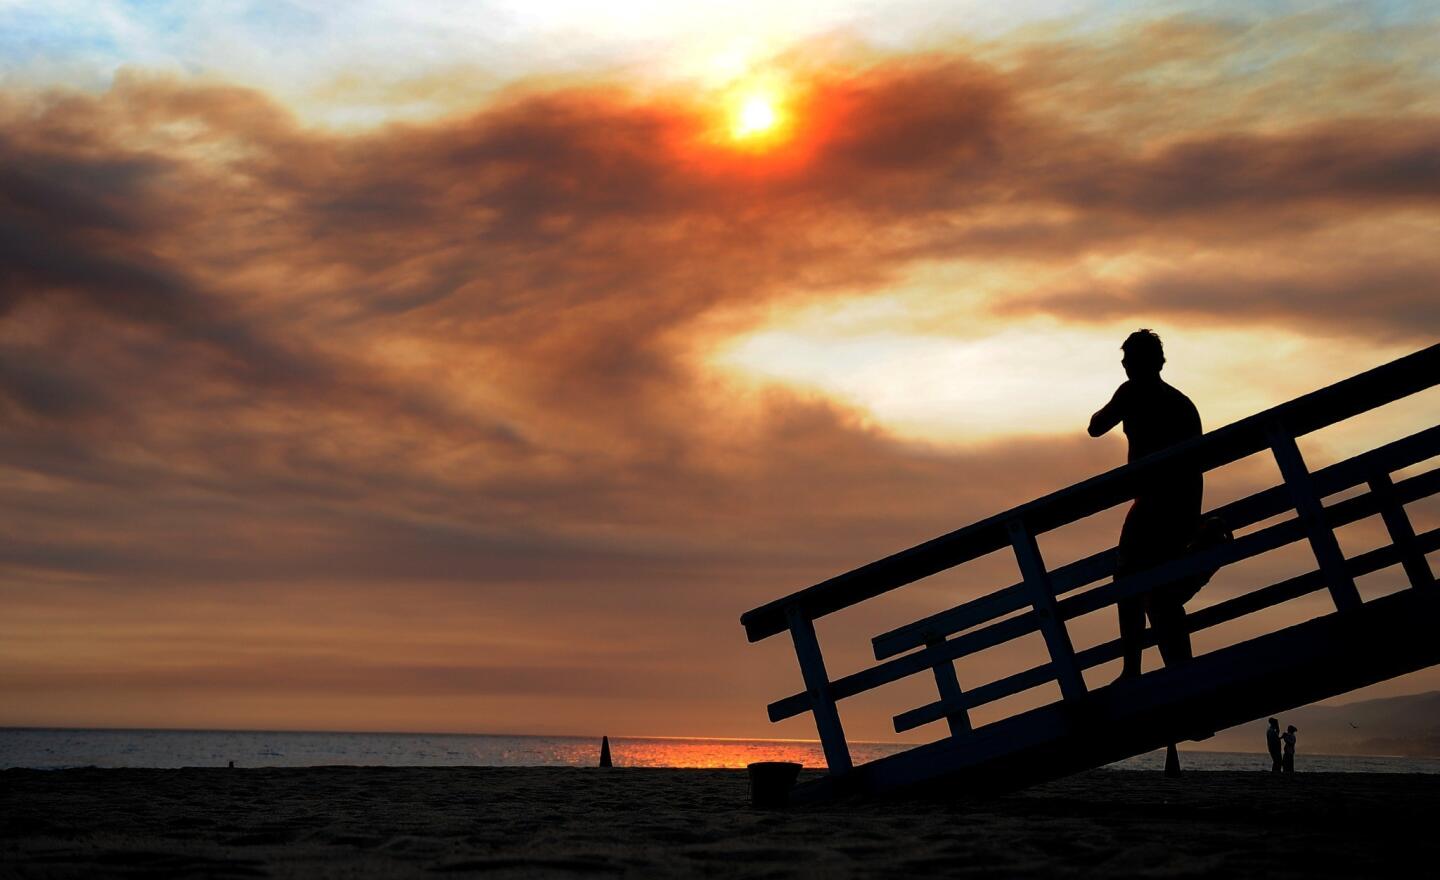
[732,92,779,139]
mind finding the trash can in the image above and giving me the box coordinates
[747,761,802,809]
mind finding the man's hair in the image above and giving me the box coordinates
[1269,718,1278,725]
[1121,328,1165,372]
[1287,725,1297,732]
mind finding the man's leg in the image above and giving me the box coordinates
[1115,499,1160,681]
[1117,596,1145,678]
[1147,599,1192,668]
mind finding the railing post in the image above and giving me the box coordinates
[1267,422,1363,611]
[785,604,853,774]
[925,635,972,737]
[1007,517,1088,702]
[1367,468,1436,590]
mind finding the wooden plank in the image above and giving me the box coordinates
[926,636,971,737]
[743,345,1439,642]
[873,583,1032,661]
[1272,346,1440,440]
[769,609,1037,722]
[1268,423,1362,611]
[871,425,1440,659]
[873,560,1100,662]
[769,641,939,722]
[784,604,852,774]
[891,525,1440,733]
[895,664,1054,733]
[1007,517,1087,703]
[1367,469,1436,590]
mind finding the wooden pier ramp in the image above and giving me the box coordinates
[741,344,1440,800]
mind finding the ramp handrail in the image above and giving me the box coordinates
[740,343,1439,775]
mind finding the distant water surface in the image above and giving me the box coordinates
[0,729,902,770]
[5,728,1440,773]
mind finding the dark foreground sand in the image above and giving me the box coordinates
[4,767,1439,878]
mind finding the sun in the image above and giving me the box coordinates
[733,93,779,139]
[706,66,797,153]
[726,86,789,145]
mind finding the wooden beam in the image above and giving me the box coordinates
[769,608,1036,723]
[926,636,971,737]
[1268,423,1362,611]
[896,664,1054,733]
[873,563,1097,662]
[1007,517,1087,703]
[1367,469,1435,591]
[785,604,852,774]
[874,584,1031,660]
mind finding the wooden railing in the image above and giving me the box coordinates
[741,344,1440,775]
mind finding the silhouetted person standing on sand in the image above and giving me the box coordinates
[1089,330,1203,678]
[1282,725,1298,773]
[1267,718,1283,773]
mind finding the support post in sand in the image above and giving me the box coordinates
[1165,743,1181,777]
[599,736,612,768]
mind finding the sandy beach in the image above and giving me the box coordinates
[3,767,1439,877]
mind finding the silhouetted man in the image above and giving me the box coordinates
[1267,718,1283,773]
[1089,329,1203,678]
[1282,725,1298,773]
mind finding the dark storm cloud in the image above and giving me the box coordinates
[0,346,110,420]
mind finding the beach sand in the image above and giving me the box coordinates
[4,766,1438,877]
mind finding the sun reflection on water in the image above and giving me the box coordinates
[595,737,906,769]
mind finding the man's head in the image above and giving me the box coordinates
[1121,329,1165,379]
[1287,725,1297,733]
[1269,718,1278,728]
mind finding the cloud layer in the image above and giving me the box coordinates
[2,12,1438,739]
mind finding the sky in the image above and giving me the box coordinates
[2,1,1438,744]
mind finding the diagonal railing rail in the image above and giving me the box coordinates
[741,344,1439,778]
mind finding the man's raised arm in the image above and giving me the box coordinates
[1088,383,1127,437]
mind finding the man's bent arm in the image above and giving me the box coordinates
[1088,386,1125,437]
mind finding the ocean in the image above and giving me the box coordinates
[5,727,1440,773]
